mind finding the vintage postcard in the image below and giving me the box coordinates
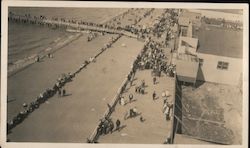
[1,1,249,148]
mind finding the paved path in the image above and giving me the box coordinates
[7,36,144,142]
[98,70,175,144]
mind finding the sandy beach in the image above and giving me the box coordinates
[7,33,117,120]
[7,35,144,142]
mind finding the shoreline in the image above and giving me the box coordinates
[8,33,82,77]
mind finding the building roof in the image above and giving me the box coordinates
[176,54,199,83]
[194,24,243,58]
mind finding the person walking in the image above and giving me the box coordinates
[141,79,145,88]
[116,119,121,131]
[152,91,157,100]
[130,78,133,86]
[109,119,114,134]
[62,89,66,96]
[153,76,157,85]
[58,89,61,97]
[140,116,145,122]
[120,96,125,106]
[135,86,139,93]
[129,93,133,103]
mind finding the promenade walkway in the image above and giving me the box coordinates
[98,70,175,144]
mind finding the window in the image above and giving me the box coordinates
[217,61,229,70]
[181,27,188,36]
[199,58,204,66]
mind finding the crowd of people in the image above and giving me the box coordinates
[151,9,177,39]
[8,8,179,143]
[162,91,174,121]
[91,10,178,141]
[7,72,73,133]
[96,117,122,136]
[134,40,176,77]
[9,9,161,41]
[87,32,98,42]
[8,8,179,44]
[90,40,149,143]
[92,37,175,142]
[8,11,119,31]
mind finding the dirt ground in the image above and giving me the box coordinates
[180,82,242,144]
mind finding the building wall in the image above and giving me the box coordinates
[197,53,243,86]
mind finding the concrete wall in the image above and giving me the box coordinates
[197,53,243,86]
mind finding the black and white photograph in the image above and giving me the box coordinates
[0,1,249,148]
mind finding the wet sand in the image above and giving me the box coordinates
[7,36,144,142]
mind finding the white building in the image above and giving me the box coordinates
[175,10,243,86]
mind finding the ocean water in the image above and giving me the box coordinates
[9,7,127,23]
[8,22,68,64]
[8,7,128,64]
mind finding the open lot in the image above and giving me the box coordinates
[180,82,242,144]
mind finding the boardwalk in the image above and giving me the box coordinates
[98,70,175,144]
